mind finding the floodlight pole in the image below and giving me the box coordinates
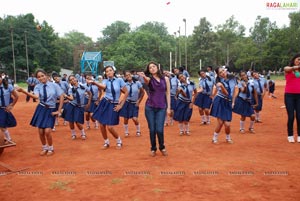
[10,27,17,84]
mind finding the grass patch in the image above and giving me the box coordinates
[111,178,123,184]
[16,82,27,88]
[153,188,164,193]
[270,75,285,80]
[144,175,153,180]
[49,180,73,191]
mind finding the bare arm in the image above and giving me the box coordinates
[165,77,171,115]
[5,90,19,112]
[211,85,217,98]
[64,93,74,101]
[52,94,65,116]
[284,65,300,73]
[84,91,92,110]
[114,86,128,112]
[231,85,239,106]
[191,88,197,104]
[216,82,228,96]
[88,80,106,90]
[137,72,150,85]
[252,89,259,108]
[16,87,39,100]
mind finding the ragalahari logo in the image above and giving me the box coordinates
[266,1,300,10]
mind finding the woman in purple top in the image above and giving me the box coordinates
[138,61,171,157]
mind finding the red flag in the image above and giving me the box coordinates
[166,1,171,5]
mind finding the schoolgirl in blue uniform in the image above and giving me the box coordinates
[26,73,39,102]
[233,71,258,134]
[251,71,267,123]
[206,66,216,83]
[267,78,276,98]
[52,73,69,128]
[194,70,214,125]
[119,70,145,137]
[173,73,197,135]
[89,66,128,150]
[167,67,180,126]
[210,67,238,144]
[84,73,102,129]
[63,75,91,140]
[0,75,18,144]
[16,69,64,156]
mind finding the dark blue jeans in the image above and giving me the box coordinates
[284,93,300,136]
[145,105,166,151]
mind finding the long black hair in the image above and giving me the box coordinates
[68,75,85,94]
[198,70,211,81]
[35,69,47,78]
[289,53,300,66]
[144,61,164,78]
[103,66,117,79]
[0,73,9,89]
[215,66,237,87]
[123,70,137,83]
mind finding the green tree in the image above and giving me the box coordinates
[249,16,277,71]
[62,30,94,72]
[190,17,217,73]
[215,15,246,68]
[0,14,60,80]
[102,21,174,72]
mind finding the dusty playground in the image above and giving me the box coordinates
[0,80,299,201]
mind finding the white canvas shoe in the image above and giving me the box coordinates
[288,136,295,143]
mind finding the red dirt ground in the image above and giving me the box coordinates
[0,80,299,201]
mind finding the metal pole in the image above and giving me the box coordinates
[10,27,17,84]
[178,27,181,67]
[25,31,29,78]
[200,59,202,70]
[174,32,177,67]
[169,52,172,72]
[183,18,187,71]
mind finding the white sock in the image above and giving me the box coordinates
[124,124,129,133]
[81,129,86,136]
[201,115,205,122]
[136,124,140,132]
[116,137,122,144]
[257,113,260,120]
[186,123,190,132]
[71,129,76,136]
[95,121,99,127]
[213,132,219,141]
[179,123,183,132]
[48,145,54,151]
[86,121,90,126]
[42,144,49,151]
[226,134,231,140]
[249,121,254,129]
[255,113,259,120]
[207,116,210,122]
[4,129,11,141]
[240,120,245,130]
